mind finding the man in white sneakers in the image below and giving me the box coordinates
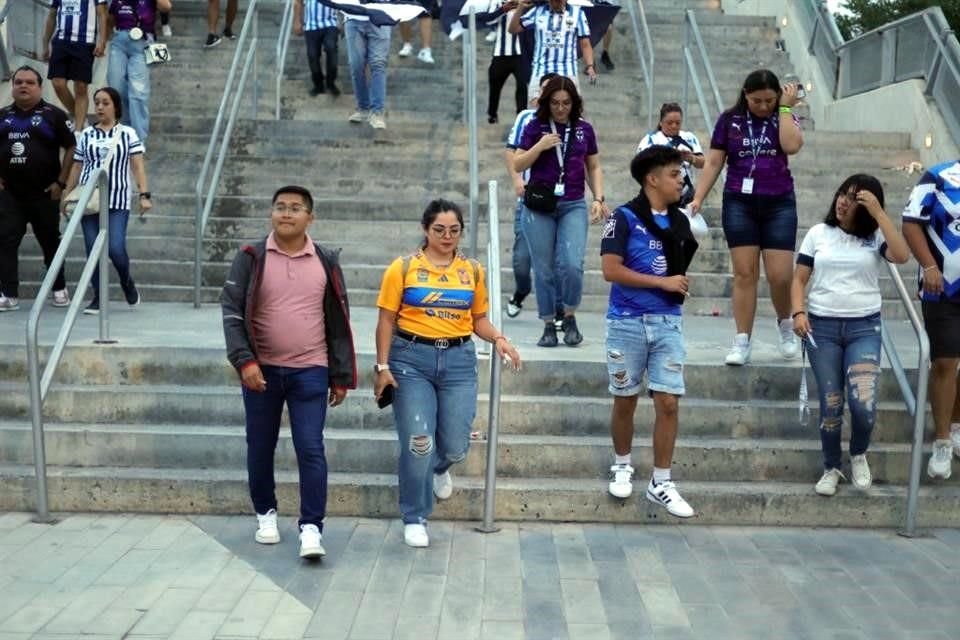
[600,146,699,517]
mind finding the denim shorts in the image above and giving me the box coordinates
[721,191,798,250]
[605,314,686,397]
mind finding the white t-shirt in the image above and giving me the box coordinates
[797,223,890,317]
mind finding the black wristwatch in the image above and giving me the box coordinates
[139,192,152,199]
[56,180,66,189]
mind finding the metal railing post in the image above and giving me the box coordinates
[467,8,479,259]
[26,331,50,522]
[478,180,502,534]
[681,13,690,117]
[94,171,114,344]
[252,9,260,119]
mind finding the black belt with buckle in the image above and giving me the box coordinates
[396,330,471,349]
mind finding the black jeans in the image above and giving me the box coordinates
[305,27,339,90]
[0,190,66,298]
[487,54,529,119]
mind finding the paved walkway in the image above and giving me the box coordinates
[0,512,957,640]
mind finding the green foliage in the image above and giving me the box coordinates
[835,0,960,39]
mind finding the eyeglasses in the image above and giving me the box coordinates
[550,99,572,108]
[430,225,462,238]
[837,190,858,202]
[272,203,310,214]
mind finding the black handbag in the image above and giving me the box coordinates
[523,183,559,213]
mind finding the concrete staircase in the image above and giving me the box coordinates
[4,0,958,527]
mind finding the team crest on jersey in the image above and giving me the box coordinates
[601,217,616,239]
[416,268,429,283]
[575,127,584,142]
[457,268,471,285]
[30,115,42,127]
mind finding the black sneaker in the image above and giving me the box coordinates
[506,294,523,318]
[561,315,583,346]
[537,322,558,347]
[204,33,222,48]
[328,82,341,97]
[122,279,140,306]
[223,27,237,39]
[309,86,324,97]
[488,115,498,124]
[83,299,100,315]
[601,51,615,71]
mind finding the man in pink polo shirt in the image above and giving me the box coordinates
[221,185,357,560]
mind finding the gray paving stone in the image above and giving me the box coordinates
[522,589,568,640]
[41,585,125,632]
[553,525,600,580]
[168,611,229,640]
[482,574,523,622]
[400,573,446,619]
[130,588,206,636]
[582,525,628,563]
[348,590,402,640]
[394,616,440,640]
[567,622,612,640]
[636,584,690,629]
[560,579,607,624]
[216,587,284,637]
[437,590,483,640]
[479,620,524,640]
[303,590,362,639]
[663,564,721,605]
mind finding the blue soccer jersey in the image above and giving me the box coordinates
[903,160,960,302]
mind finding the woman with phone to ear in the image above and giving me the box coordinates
[373,199,521,549]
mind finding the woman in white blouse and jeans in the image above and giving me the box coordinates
[790,174,909,496]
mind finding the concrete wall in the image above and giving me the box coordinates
[721,0,959,167]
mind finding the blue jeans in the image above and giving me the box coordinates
[389,336,478,524]
[521,199,588,319]
[107,30,150,143]
[81,209,132,300]
[344,20,391,113]
[512,198,531,299]
[806,313,882,470]
[605,315,686,397]
[242,365,330,530]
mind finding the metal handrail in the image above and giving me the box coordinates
[194,0,260,307]
[26,165,113,522]
[275,0,295,119]
[465,8,480,259]
[478,179,503,533]
[624,0,654,130]
[681,9,723,131]
[879,262,930,538]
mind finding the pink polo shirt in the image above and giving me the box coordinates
[251,233,329,368]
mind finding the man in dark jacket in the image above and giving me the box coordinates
[221,185,357,560]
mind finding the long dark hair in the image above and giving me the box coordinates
[94,86,123,121]
[725,69,781,116]
[420,199,465,249]
[657,102,682,130]
[825,174,883,239]
[535,76,583,125]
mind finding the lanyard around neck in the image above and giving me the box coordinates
[745,114,768,176]
[549,119,572,179]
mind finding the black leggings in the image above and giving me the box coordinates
[487,55,529,119]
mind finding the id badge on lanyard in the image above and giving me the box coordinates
[550,119,571,198]
[742,115,767,195]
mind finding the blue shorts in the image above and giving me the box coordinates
[605,315,686,397]
[721,191,798,250]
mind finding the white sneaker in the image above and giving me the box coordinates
[398,42,414,57]
[485,30,497,42]
[850,454,872,490]
[951,427,960,460]
[255,509,280,544]
[607,464,634,499]
[815,468,844,496]
[417,48,435,64]
[404,523,429,547]
[928,439,953,480]
[368,112,386,129]
[724,333,751,366]
[646,480,694,518]
[778,319,799,359]
[299,524,325,559]
[433,470,453,500]
[161,24,173,37]
[51,288,70,307]
[506,297,522,318]
[0,295,19,311]
[348,110,370,123]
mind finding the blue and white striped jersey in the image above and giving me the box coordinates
[520,4,589,81]
[303,0,338,30]
[506,108,536,182]
[903,159,960,302]
[488,8,521,57]
[74,124,144,211]
[51,0,106,45]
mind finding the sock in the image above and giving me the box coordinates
[614,453,631,466]
[652,467,671,485]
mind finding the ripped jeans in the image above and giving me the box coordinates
[806,313,882,471]
[389,335,478,524]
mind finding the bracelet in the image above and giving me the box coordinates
[923,264,938,272]
[593,196,604,203]
[778,106,793,114]
[791,311,806,319]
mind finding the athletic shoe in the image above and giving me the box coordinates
[561,315,583,346]
[0,295,19,311]
[850,454,872,490]
[83,299,100,315]
[369,113,386,130]
[122,279,140,306]
[506,295,523,318]
[724,333,751,366]
[607,464,634,499]
[815,468,844,496]
[309,86,324,97]
[951,426,960,459]
[488,115,498,124]
[646,480,694,518]
[404,523,429,547]
[223,27,237,39]
[433,470,453,500]
[537,323,558,347]
[928,439,953,480]
[204,33,222,48]
[485,30,497,42]
[328,82,341,98]
[299,524,325,558]
[601,51,615,71]
[417,48,435,64]
[51,289,70,307]
[349,110,370,124]
[161,24,173,37]
[398,42,414,57]
[255,509,280,544]
[778,319,799,359]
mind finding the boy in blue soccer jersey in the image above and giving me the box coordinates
[903,161,960,480]
[601,146,699,517]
